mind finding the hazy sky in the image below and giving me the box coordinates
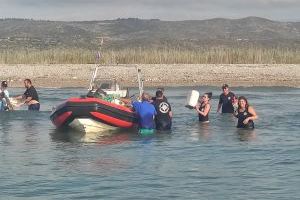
[1,0,300,21]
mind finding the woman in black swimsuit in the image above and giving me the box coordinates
[195,92,212,123]
[234,96,258,129]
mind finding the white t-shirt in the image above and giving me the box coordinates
[0,89,9,110]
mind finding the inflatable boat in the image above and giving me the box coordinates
[50,67,144,133]
[50,97,137,133]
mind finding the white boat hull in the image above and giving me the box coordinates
[69,118,119,133]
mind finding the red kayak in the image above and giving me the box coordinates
[50,97,137,132]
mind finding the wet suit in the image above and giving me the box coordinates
[152,99,172,130]
[219,92,235,113]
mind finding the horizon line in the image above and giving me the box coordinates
[1,16,299,23]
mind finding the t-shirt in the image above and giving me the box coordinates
[0,90,9,111]
[152,99,172,124]
[24,86,39,102]
[219,92,235,113]
[132,101,157,129]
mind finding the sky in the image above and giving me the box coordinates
[1,0,300,21]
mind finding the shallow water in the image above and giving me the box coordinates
[1,87,300,199]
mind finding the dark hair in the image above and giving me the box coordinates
[24,79,32,84]
[205,92,212,99]
[156,90,163,98]
[1,81,8,88]
[157,87,164,92]
[222,84,229,89]
[238,96,249,109]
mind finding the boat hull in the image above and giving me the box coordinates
[50,97,137,132]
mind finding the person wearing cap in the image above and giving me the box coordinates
[217,84,236,114]
[0,81,10,111]
[132,92,157,135]
[152,90,172,130]
[15,79,40,111]
[151,87,168,102]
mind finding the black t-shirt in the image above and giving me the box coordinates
[152,99,172,123]
[219,92,235,113]
[24,86,39,102]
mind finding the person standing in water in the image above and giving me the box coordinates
[217,84,236,114]
[0,81,10,111]
[132,92,157,134]
[152,90,172,130]
[234,96,258,129]
[195,92,212,123]
[15,79,40,111]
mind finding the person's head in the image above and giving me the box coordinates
[157,87,164,93]
[201,92,212,103]
[141,92,151,102]
[232,95,238,104]
[155,90,163,99]
[24,79,32,88]
[1,81,8,89]
[238,96,249,109]
[222,84,229,94]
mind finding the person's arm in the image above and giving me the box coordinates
[14,95,25,100]
[168,111,173,118]
[217,95,222,113]
[196,104,210,117]
[24,96,33,105]
[168,103,172,118]
[243,106,258,124]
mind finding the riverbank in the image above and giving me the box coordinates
[1,64,299,88]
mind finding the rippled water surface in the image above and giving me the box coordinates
[1,87,299,199]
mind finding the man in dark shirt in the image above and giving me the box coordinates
[151,88,168,102]
[217,84,235,114]
[152,90,172,131]
[15,79,40,111]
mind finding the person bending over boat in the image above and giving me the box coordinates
[152,90,172,131]
[195,92,212,123]
[0,81,11,111]
[132,92,157,135]
[234,96,258,129]
[15,79,40,111]
[217,84,236,114]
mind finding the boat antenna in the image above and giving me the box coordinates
[88,37,103,90]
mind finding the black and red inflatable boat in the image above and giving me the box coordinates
[50,97,137,132]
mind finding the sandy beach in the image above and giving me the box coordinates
[0,64,299,88]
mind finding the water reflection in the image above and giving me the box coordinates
[50,127,135,144]
[189,121,213,141]
[235,128,257,141]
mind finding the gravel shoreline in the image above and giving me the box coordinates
[1,64,299,88]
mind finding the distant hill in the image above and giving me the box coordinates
[0,17,299,50]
